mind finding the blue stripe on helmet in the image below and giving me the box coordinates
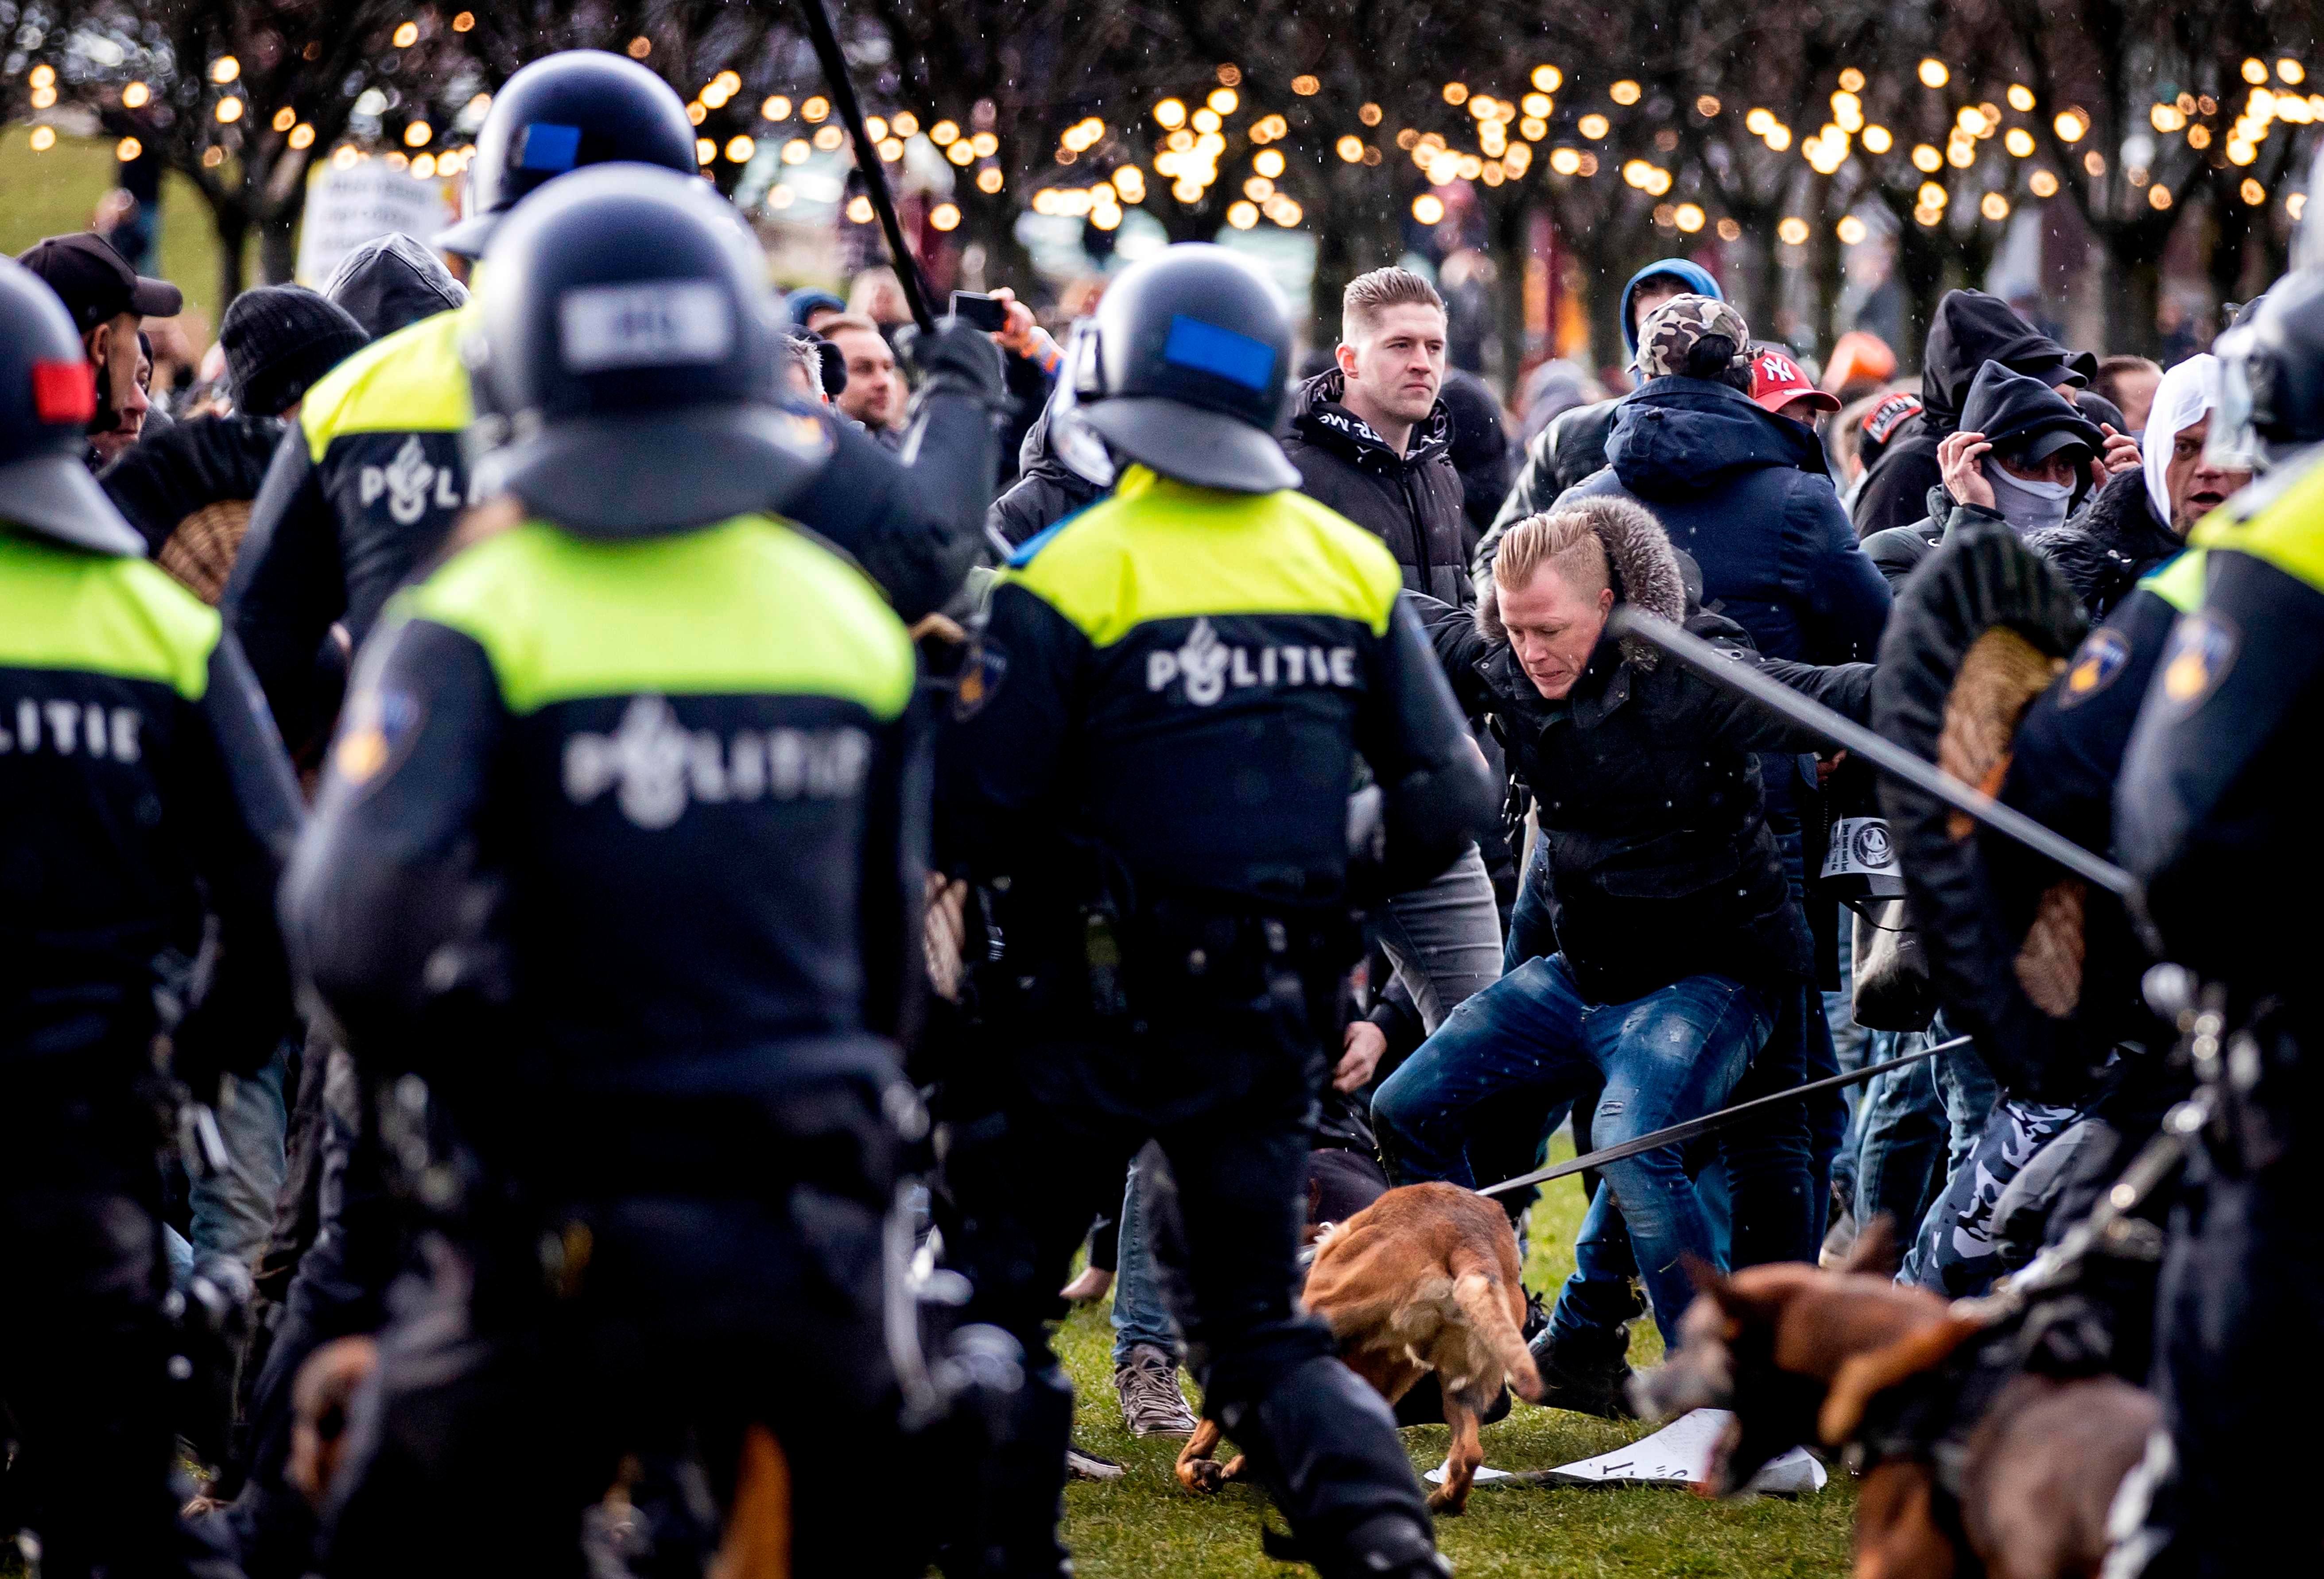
[1161,314,1276,391]
[517,123,583,173]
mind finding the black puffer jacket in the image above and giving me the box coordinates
[1280,369,1472,607]
[1487,398,1619,537]
[985,405,1105,549]
[1852,290,2087,540]
[2025,468,2183,622]
[1415,496,1874,1004]
[101,414,284,557]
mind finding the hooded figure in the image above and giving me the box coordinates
[1488,259,1727,537]
[320,232,468,340]
[1851,289,2091,540]
[1861,360,2102,591]
[2026,353,2243,621]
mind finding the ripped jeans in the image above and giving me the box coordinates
[1373,953,1774,1348]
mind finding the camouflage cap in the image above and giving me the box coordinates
[1633,293,1754,379]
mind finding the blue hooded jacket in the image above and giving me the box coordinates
[1564,376,1891,666]
[1618,257,1723,356]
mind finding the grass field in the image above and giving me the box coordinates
[1049,1144,1858,1578]
[1,125,254,337]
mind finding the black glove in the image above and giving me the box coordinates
[898,315,1007,406]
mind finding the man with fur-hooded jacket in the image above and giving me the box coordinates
[1371,495,1872,1388]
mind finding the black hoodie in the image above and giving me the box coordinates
[1279,368,1472,607]
[1851,290,2087,540]
[1860,361,2102,588]
[321,232,469,339]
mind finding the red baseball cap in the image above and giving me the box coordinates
[1750,348,1842,417]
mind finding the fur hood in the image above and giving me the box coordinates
[1475,493,1688,669]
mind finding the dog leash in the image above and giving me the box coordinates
[1474,1035,1969,1199]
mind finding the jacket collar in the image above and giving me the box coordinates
[1291,368,1450,469]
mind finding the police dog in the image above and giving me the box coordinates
[1633,1222,2157,1579]
[1176,1181,1543,1514]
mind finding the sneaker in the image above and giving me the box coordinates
[1527,1330,1637,1421]
[1113,1343,1198,1437]
[1066,1441,1126,1480]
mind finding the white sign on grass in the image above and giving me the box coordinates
[295,160,450,286]
[1422,1408,1828,1497]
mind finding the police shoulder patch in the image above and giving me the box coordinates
[333,685,423,787]
[952,639,1008,721]
[2057,627,2132,708]
[2157,613,2237,715]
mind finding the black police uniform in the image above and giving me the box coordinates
[222,50,996,758]
[2113,458,2324,1579]
[939,247,1496,1579]
[1,256,302,1579]
[283,165,937,1578]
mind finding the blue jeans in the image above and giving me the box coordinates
[1110,1155,1179,1364]
[1374,954,1774,1348]
[1503,838,1557,975]
[1852,1025,1950,1236]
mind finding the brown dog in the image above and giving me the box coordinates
[1634,1223,2157,1579]
[1176,1181,1542,1514]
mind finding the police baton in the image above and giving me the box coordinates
[1603,606,2145,906]
[793,0,937,335]
[1475,1035,1965,1198]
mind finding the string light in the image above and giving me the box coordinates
[801,97,830,122]
[2242,177,2268,204]
[1533,65,1563,92]
[1412,193,1445,223]
[2029,168,2059,197]
[122,81,151,108]
[392,21,418,46]
[116,136,143,161]
[1836,214,1866,244]
[930,203,960,231]
[1862,125,1893,154]
[1227,200,1260,229]
[2053,109,2088,142]
[2149,183,2173,209]
[726,135,754,163]
[695,138,715,165]
[217,97,244,123]
[1610,80,1641,106]
[1980,192,2010,220]
[1675,203,1706,232]
[212,56,241,84]
[1918,59,1949,89]
[29,126,55,151]
[1578,114,1610,139]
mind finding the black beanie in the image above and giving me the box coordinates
[219,284,369,417]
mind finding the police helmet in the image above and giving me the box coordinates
[464,164,830,537]
[0,257,144,555]
[435,50,699,259]
[1067,243,1301,493]
[2208,269,2324,472]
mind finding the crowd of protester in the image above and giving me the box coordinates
[4,48,2305,1579]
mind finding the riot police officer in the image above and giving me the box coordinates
[283,164,941,1577]
[938,244,1498,1579]
[2110,267,2324,1579]
[225,47,996,761]
[0,255,302,1578]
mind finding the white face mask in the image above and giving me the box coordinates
[1983,459,2076,532]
